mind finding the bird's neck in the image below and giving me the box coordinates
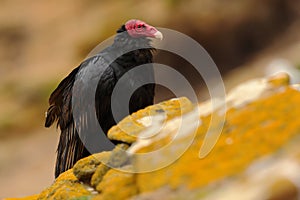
[111,33,155,70]
[113,32,153,50]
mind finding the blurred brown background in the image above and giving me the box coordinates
[0,0,300,198]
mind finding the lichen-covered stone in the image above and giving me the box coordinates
[8,74,300,200]
[55,168,77,182]
[90,144,130,191]
[107,97,194,144]
[107,143,130,168]
[93,166,138,200]
[267,72,290,87]
[134,80,300,193]
[38,181,92,200]
[91,163,110,189]
[37,169,92,199]
[201,141,300,200]
[73,152,111,183]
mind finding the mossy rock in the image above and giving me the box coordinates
[107,97,194,144]
[38,169,93,199]
[94,166,138,200]
[8,74,300,200]
[73,152,111,183]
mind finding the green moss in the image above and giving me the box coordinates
[91,164,110,189]
[71,196,93,200]
[73,152,111,183]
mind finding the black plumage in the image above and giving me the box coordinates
[45,20,160,178]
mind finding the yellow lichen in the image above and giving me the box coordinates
[107,97,194,143]
[267,72,290,87]
[9,76,300,200]
[91,164,110,189]
[93,166,137,200]
[55,169,77,182]
[73,152,111,183]
[135,87,300,192]
[91,144,130,190]
[38,169,91,199]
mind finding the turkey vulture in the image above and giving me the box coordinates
[45,19,163,178]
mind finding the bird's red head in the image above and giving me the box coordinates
[125,19,163,40]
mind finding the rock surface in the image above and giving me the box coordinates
[6,73,300,200]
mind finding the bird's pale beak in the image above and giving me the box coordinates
[154,31,163,40]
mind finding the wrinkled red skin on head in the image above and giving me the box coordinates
[125,19,159,38]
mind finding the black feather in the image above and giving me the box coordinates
[45,24,155,178]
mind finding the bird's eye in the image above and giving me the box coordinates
[136,24,145,29]
[135,24,145,32]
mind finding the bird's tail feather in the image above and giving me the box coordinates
[55,124,90,178]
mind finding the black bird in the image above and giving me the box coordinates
[45,19,163,178]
